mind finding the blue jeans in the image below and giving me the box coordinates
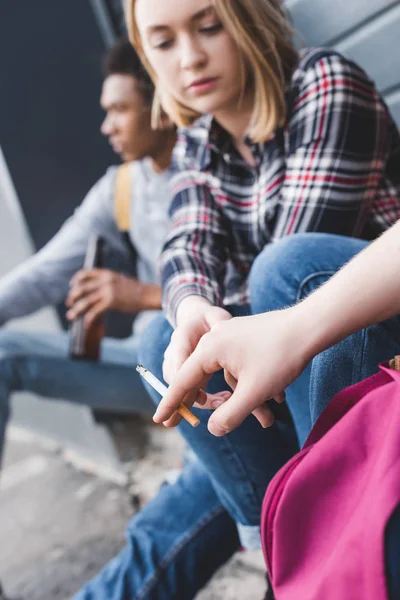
[0,327,241,600]
[76,233,400,599]
[0,329,155,463]
[138,233,368,551]
[140,325,299,550]
[76,237,314,600]
[254,233,400,599]
[74,457,240,600]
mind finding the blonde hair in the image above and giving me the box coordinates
[127,0,298,142]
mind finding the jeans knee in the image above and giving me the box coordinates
[249,234,316,313]
[249,233,354,314]
[138,313,173,377]
[0,329,27,361]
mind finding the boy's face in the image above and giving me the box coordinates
[100,74,154,162]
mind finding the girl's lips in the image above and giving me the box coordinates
[189,77,219,93]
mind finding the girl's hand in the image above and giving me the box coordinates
[154,307,312,435]
[161,302,232,427]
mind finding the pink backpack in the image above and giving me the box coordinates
[261,362,400,600]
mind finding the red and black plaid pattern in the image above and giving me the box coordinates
[162,48,400,324]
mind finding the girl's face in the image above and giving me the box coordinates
[135,0,244,119]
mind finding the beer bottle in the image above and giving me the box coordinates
[69,235,105,361]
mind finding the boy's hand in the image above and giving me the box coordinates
[66,268,145,326]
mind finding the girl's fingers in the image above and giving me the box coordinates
[224,369,237,391]
[193,388,208,406]
[194,390,232,410]
[161,412,183,428]
[252,405,275,428]
[159,390,197,428]
[207,378,267,436]
[162,340,192,384]
[274,391,286,404]
[154,354,219,423]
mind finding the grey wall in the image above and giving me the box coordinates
[288,0,400,126]
[0,0,116,254]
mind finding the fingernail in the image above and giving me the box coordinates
[153,409,162,423]
[208,422,228,436]
[211,399,224,409]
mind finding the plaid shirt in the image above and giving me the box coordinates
[162,48,400,324]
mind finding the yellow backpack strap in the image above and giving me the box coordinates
[114,163,132,232]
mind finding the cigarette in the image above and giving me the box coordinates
[136,365,200,428]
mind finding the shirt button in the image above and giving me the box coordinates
[223,153,230,162]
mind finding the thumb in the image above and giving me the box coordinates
[207,378,265,436]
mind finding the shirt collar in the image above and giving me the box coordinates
[180,112,277,172]
[207,116,271,169]
[200,115,250,170]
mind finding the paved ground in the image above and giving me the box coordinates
[1,423,266,600]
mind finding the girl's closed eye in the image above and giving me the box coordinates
[153,38,174,50]
[151,24,222,51]
[199,22,223,35]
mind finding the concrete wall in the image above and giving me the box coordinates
[288,0,400,126]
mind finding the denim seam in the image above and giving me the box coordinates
[208,433,264,520]
[358,327,368,382]
[135,504,227,600]
[297,270,336,302]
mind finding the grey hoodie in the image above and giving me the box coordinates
[0,159,171,333]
